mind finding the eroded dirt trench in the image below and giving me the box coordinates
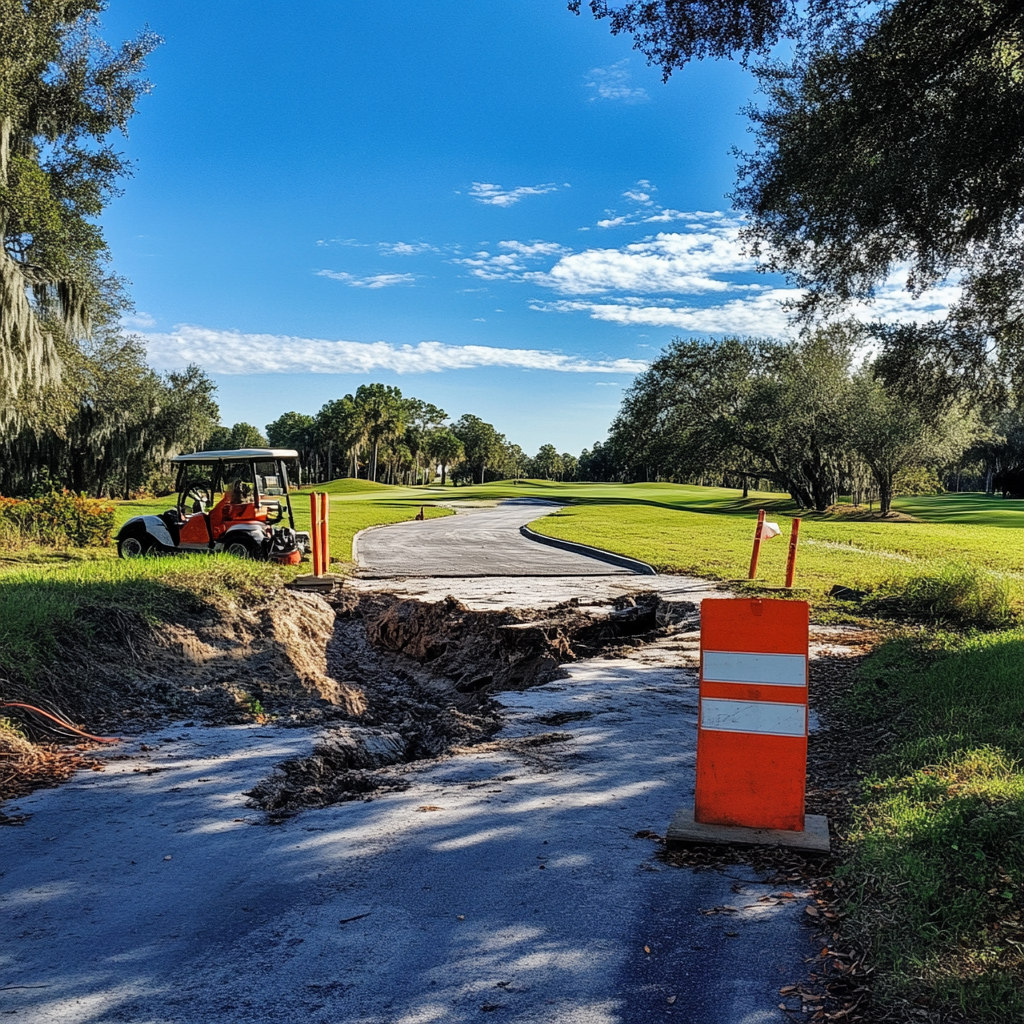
[248,586,701,814]
[3,584,701,814]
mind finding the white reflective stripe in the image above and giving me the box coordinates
[702,650,807,687]
[700,698,806,737]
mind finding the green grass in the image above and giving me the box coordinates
[0,551,287,684]
[842,631,1024,1020]
[512,487,1024,618]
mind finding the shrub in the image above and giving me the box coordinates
[0,492,116,548]
[891,561,1015,628]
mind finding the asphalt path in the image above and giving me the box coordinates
[1,642,815,1024]
[355,498,638,577]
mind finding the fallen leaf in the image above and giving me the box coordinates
[643,945,651,954]
[780,986,797,995]
[416,805,443,812]
[805,906,819,917]
[666,995,676,1005]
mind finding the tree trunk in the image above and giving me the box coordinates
[371,441,379,482]
[440,462,447,486]
[879,476,893,514]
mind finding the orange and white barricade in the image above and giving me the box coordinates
[695,598,809,832]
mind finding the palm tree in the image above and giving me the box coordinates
[355,384,406,482]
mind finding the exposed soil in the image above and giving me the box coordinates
[0,584,698,815]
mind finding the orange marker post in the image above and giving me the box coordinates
[747,508,766,580]
[310,492,321,577]
[319,492,330,571]
[785,518,801,588]
[695,598,810,831]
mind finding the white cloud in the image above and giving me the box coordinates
[377,241,438,256]
[141,325,648,376]
[316,270,416,288]
[468,182,559,207]
[596,215,630,229]
[498,240,568,257]
[121,312,157,329]
[584,60,649,104]
[622,180,655,205]
[456,239,570,281]
[533,293,797,335]
[529,225,755,295]
[532,277,962,336]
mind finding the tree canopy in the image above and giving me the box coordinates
[0,1,158,426]
[576,1,1024,392]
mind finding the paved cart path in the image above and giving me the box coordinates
[1,636,827,1024]
[355,498,638,577]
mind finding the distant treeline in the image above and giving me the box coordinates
[7,317,1024,505]
[257,384,581,488]
[579,327,1024,511]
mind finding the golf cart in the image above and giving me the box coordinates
[116,448,309,562]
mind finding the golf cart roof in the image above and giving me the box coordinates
[170,448,299,463]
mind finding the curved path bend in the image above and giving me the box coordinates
[355,498,638,577]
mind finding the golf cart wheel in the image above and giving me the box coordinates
[225,536,259,560]
[117,535,151,559]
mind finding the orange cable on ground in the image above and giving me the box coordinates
[0,703,120,744]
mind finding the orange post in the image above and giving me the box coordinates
[695,598,810,831]
[785,518,801,588]
[310,492,321,577]
[319,492,330,572]
[747,508,766,580]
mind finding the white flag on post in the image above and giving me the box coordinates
[762,521,782,539]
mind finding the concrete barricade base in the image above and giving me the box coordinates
[287,573,342,593]
[666,806,830,853]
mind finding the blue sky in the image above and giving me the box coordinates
[101,1,954,455]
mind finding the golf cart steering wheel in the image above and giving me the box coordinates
[185,486,211,513]
[263,501,285,524]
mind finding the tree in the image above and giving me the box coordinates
[267,411,315,482]
[425,428,463,485]
[354,383,405,482]
[846,368,971,514]
[0,2,158,427]
[736,326,855,509]
[452,414,505,485]
[532,444,563,480]
[577,2,1024,389]
[314,397,363,480]
[206,422,267,450]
